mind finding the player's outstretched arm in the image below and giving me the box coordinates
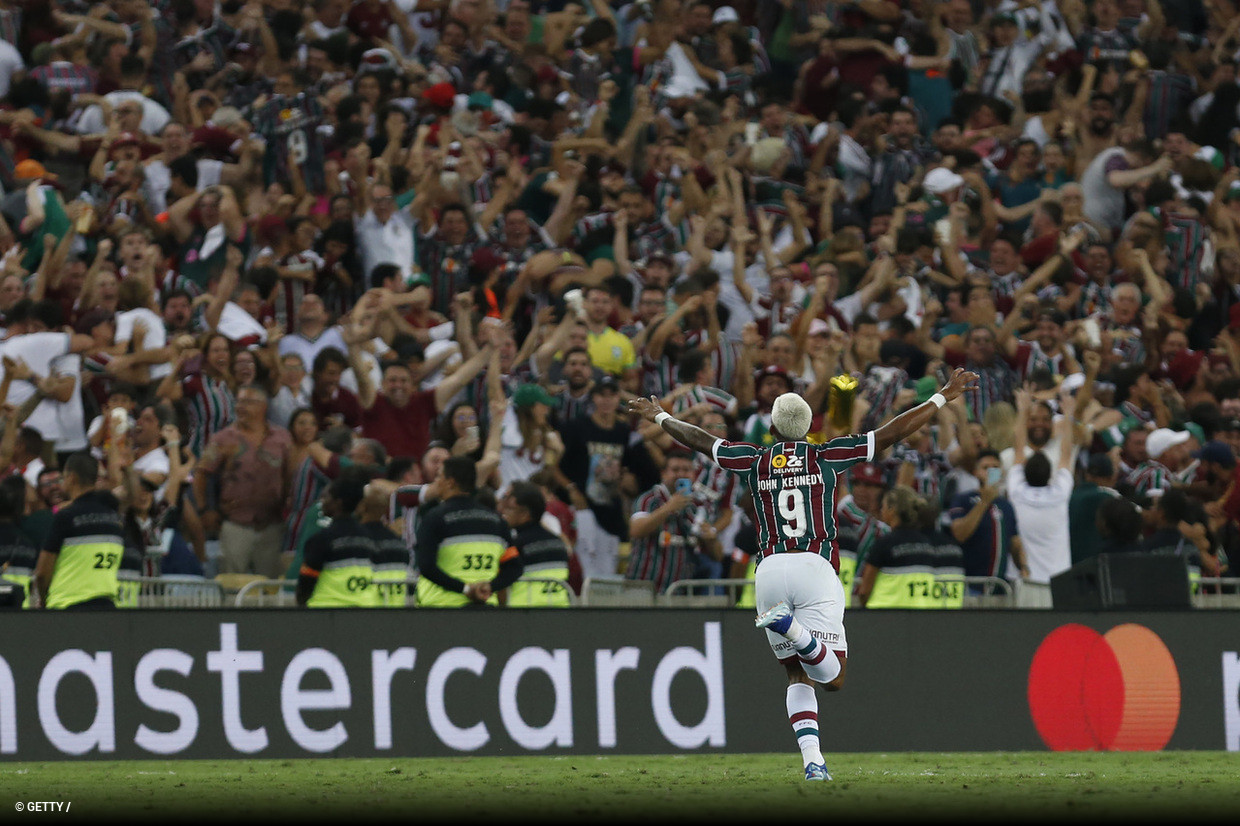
[627,396,719,456]
[873,368,979,453]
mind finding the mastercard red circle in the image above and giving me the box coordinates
[1027,623,1180,751]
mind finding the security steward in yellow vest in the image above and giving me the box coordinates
[854,486,964,609]
[415,456,520,607]
[500,481,571,607]
[297,469,381,608]
[34,452,125,610]
[0,476,38,607]
[359,481,411,608]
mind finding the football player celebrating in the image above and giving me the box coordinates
[629,367,978,780]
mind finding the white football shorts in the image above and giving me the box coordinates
[754,550,848,659]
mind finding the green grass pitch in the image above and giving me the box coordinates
[2,752,1236,823]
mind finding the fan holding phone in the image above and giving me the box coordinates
[945,451,1029,595]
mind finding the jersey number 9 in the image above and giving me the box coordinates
[778,488,807,538]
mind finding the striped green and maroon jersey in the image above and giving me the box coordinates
[1126,459,1174,498]
[835,494,890,571]
[181,372,236,457]
[671,384,737,417]
[711,433,876,571]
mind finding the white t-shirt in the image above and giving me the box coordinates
[0,332,73,448]
[50,353,86,452]
[392,0,440,52]
[340,348,383,397]
[834,276,922,331]
[87,411,135,459]
[133,446,171,479]
[0,39,25,99]
[673,249,781,343]
[268,384,312,429]
[76,91,170,135]
[837,133,872,202]
[1081,145,1129,230]
[673,248,740,342]
[1021,114,1052,148]
[339,335,390,394]
[419,339,461,390]
[278,326,349,373]
[660,42,710,99]
[977,38,1042,100]
[355,209,416,283]
[21,456,44,489]
[116,307,172,380]
[498,405,548,494]
[143,157,224,214]
[1006,465,1074,585]
[133,446,172,502]
[0,332,70,403]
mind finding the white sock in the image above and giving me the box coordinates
[785,619,841,684]
[786,683,824,767]
[782,615,811,647]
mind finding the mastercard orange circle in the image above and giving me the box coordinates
[1027,623,1180,751]
[1104,624,1181,751]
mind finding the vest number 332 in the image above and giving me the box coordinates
[461,554,495,571]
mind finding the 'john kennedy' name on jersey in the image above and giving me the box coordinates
[756,473,824,492]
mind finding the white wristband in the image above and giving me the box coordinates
[929,393,947,409]
[655,412,673,426]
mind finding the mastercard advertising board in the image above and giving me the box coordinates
[0,611,1234,760]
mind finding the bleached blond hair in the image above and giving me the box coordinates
[771,392,812,440]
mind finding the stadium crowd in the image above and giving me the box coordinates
[0,0,1237,609]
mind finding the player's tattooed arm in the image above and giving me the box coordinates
[627,396,719,456]
[874,368,979,453]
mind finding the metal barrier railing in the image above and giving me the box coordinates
[233,578,297,607]
[232,577,422,607]
[135,576,225,608]
[1192,577,1240,609]
[53,569,1240,610]
[657,575,1015,609]
[661,578,754,607]
[231,576,576,607]
[936,575,1016,608]
[580,575,656,607]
